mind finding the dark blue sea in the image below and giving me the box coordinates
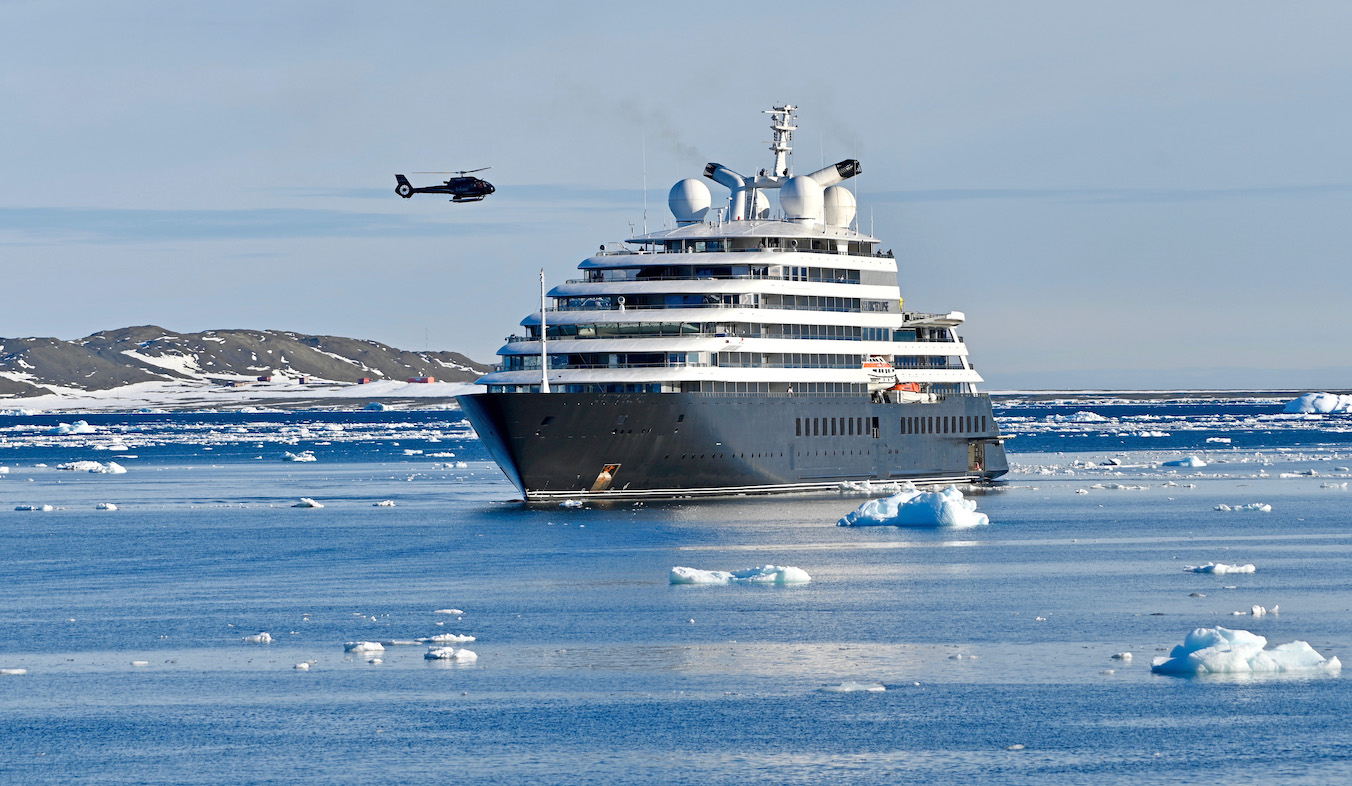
[2,395,1351,783]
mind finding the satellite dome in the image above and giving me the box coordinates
[779,175,823,223]
[751,189,771,219]
[669,179,711,224]
[822,186,857,228]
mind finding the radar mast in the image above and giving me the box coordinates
[763,104,797,178]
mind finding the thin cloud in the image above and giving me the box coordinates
[870,184,1352,204]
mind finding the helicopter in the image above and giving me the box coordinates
[394,168,495,202]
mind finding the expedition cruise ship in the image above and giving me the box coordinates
[457,105,1007,500]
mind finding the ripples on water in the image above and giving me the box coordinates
[1,399,1351,783]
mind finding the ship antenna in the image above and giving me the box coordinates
[763,104,797,177]
[539,268,550,394]
[642,135,649,236]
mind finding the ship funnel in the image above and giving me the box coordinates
[668,179,711,224]
[807,159,861,188]
[704,162,749,220]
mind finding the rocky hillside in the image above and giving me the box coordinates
[0,326,492,398]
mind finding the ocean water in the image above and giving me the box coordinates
[2,397,1351,783]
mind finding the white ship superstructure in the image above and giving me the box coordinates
[476,105,985,401]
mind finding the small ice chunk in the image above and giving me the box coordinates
[1206,437,1232,444]
[819,682,886,693]
[838,485,989,528]
[1006,743,1027,751]
[57,460,106,472]
[294,662,310,670]
[243,632,273,644]
[1162,456,1207,468]
[14,504,55,512]
[95,503,118,511]
[50,420,97,435]
[1111,652,1133,661]
[1185,562,1256,574]
[282,451,317,462]
[1214,503,1271,512]
[293,498,324,508]
[1151,626,1341,675]
[105,462,127,474]
[670,565,812,585]
[373,500,396,507]
[424,647,477,661]
[131,660,149,667]
[1,668,28,676]
[364,402,388,411]
[344,641,384,652]
[433,609,464,616]
[404,449,423,455]
[454,461,469,469]
[560,500,583,508]
[367,658,382,665]
[426,633,476,643]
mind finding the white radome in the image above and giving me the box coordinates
[823,185,856,228]
[668,178,711,224]
[779,175,823,222]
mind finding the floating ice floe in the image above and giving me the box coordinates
[1185,562,1256,574]
[294,662,310,671]
[1237,604,1278,617]
[1322,482,1348,489]
[403,449,423,455]
[670,565,812,585]
[14,504,54,512]
[373,500,396,507]
[292,498,324,508]
[1214,503,1271,512]
[424,647,477,661]
[837,485,989,528]
[1206,437,1233,444]
[243,632,273,644]
[454,461,468,469]
[560,500,583,508]
[49,420,97,435]
[1089,483,1147,490]
[1,668,28,676]
[282,451,317,462]
[1045,411,1108,423]
[1284,393,1352,414]
[95,503,118,511]
[433,608,464,616]
[819,682,886,693]
[344,641,384,653]
[425,633,476,643]
[0,466,10,474]
[1112,652,1133,661]
[1162,456,1207,468]
[1151,627,1340,675]
[131,660,149,667]
[364,402,388,411]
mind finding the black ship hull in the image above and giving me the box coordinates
[457,392,1008,501]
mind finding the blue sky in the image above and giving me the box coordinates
[2,1,1349,389]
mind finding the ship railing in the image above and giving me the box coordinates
[548,303,865,314]
[565,273,862,285]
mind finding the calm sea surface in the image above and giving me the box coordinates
[1,397,1350,783]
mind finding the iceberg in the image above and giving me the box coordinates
[838,485,989,528]
[1162,456,1207,468]
[669,565,812,585]
[344,641,384,653]
[1284,393,1352,414]
[424,647,477,661]
[243,632,273,644]
[1185,562,1256,574]
[282,451,317,462]
[57,460,106,472]
[1151,627,1341,675]
[49,420,97,435]
[364,402,388,411]
[292,498,324,508]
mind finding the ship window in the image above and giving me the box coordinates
[795,418,801,437]
[813,418,819,437]
[831,418,837,436]
[540,417,554,426]
[981,416,986,433]
[848,418,854,436]
[677,414,685,423]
